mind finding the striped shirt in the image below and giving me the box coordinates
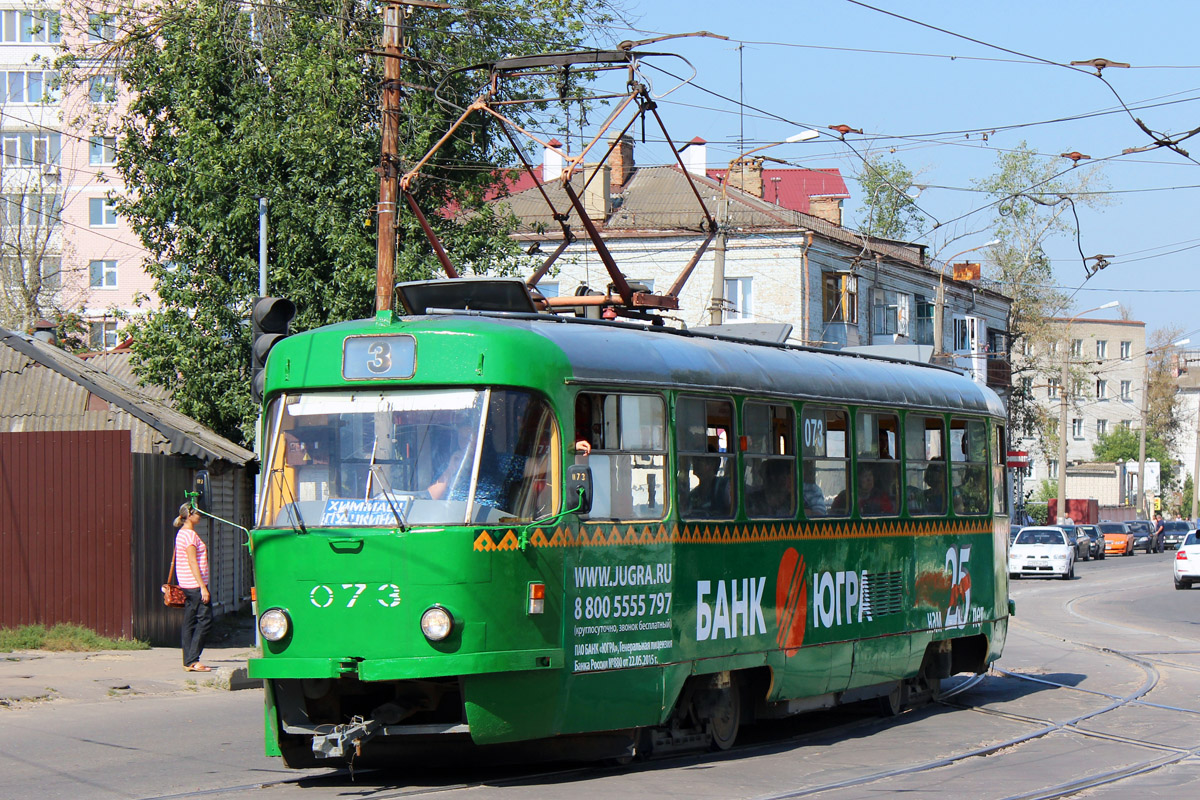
[174,529,210,589]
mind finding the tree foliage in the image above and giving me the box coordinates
[1092,425,1176,491]
[60,0,618,444]
[854,153,924,241]
[974,142,1107,449]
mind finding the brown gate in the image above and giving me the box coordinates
[0,430,133,638]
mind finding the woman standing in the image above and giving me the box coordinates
[174,503,213,672]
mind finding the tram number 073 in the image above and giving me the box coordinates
[575,592,671,620]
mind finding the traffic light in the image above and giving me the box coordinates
[250,296,295,403]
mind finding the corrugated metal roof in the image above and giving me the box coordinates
[79,350,173,402]
[0,329,254,465]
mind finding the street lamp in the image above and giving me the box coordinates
[710,129,819,325]
[932,239,1000,358]
[1137,336,1190,517]
[1055,300,1119,523]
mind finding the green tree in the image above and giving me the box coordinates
[854,153,924,241]
[1092,425,1176,493]
[974,142,1107,448]
[60,0,618,444]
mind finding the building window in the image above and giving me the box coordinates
[87,13,116,42]
[1096,340,1108,359]
[1071,338,1082,357]
[1021,377,1033,396]
[1120,340,1132,359]
[6,70,57,103]
[822,272,856,324]
[914,295,934,345]
[1,131,60,166]
[1048,459,1059,479]
[1021,338,1033,356]
[1072,418,1083,438]
[89,321,118,350]
[1,10,59,43]
[870,289,909,337]
[1097,419,1108,436]
[1096,378,1107,399]
[1073,379,1084,399]
[89,259,117,288]
[88,74,116,104]
[1049,341,1059,356]
[1120,380,1132,401]
[1119,419,1132,431]
[1048,378,1060,399]
[724,277,753,321]
[0,193,60,228]
[88,136,116,166]
[89,197,117,226]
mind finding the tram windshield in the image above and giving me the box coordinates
[258,388,560,528]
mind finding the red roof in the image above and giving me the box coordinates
[705,167,849,214]
[490,164,848,216]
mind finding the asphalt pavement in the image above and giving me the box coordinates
[0,618,261,708]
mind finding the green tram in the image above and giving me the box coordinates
[248,296,1011,766]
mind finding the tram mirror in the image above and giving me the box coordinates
[566,465,593,514]
[193,470,210,513]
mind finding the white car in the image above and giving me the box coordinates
[1173,532,1200,589]
[1009,526,1075,580]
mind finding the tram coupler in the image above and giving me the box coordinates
[311,716,381,759]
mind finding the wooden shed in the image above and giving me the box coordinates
[0,330,256,645]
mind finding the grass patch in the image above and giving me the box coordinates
[0,624,149,652]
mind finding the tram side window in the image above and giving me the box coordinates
[994,423,1008,514]
[575,392,666,520]
[676,396,735,520]
[905,415,946,516]
[801,407,849,518]
[950,417,989,515]
[856,410,900,516]
[744,402,796,519]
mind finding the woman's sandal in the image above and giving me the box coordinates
[184,663,213,672]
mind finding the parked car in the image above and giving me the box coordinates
[1076,524,1105,560]
[1127,519,1163,553]
[1173,532,1200,589]
[1009,526,1075,580]
[1058,524,1092,561]
[1162,521,1191,550]
[1098,521,1136,556]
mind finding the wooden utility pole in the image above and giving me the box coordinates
[375,2,403,313]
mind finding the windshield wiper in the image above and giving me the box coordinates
[271,467,309,535]
[368,464,408,531]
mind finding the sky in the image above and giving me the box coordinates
[545,0,1200,341]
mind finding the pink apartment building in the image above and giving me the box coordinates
[0,3,151,349]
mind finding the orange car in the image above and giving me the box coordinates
[1098,521,1136,556]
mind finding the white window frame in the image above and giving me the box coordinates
[88,74,116,104]
[89,259,117,289]
[1120,380,1132,401]
[1096,340,1108,359]
[1120,340,1132,359]
[89,197,117,227]
[88,136,116,166]
[724,276,753,321]
[1097,419,1108,436]
[1072,418,1083,438]
[1096,378,1107,400]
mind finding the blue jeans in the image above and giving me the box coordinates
[181,587,212,667]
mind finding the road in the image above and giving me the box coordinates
[4,550,1200,799]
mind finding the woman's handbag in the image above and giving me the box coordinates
[162,549,186,608]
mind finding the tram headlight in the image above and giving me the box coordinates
[420,605,453,642]
[259,608,290,642]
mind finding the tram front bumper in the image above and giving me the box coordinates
[249,648,563,681]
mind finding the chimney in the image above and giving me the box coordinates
[582,163,610,223]
[543,138,564,181]
[607,133,634,192]
[808,196,843,226]
[727,157,763,198]
[680,136,707,176]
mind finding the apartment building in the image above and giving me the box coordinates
[1018,317,1146,488]
[0,3,149,348]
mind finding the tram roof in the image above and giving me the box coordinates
[426,312,1006,418]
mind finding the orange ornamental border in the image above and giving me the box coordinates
[472,518,996,552]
